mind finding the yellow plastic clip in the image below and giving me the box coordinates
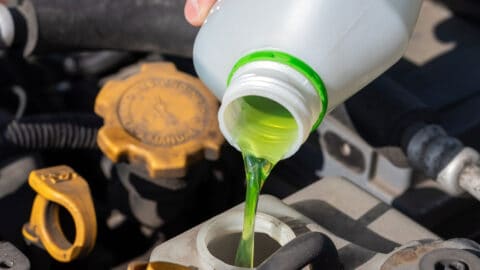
[22,165,97,262]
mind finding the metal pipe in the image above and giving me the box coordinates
[459,164,480,201]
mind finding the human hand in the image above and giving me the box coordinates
[184,0,216,27]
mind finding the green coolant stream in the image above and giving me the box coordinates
[234,155,273,268]
[231,96,298,268]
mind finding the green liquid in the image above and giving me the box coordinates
[231,96,297,268]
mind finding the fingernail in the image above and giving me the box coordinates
[190,0,200,14]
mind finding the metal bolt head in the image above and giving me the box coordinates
[420,248,480,270]
[340,143,351,157]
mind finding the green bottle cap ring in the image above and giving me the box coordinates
[227,50,328,131]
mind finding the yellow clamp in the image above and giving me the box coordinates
[22,165,97,262]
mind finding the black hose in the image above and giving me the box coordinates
[346,76,433,147]
[30,0,198,57]
[257,232,342,270]
[1,114,101,150]
[404,125,464,179]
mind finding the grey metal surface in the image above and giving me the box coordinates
[318,116,413,204]
[0,242,30,270]
[150,177,437,269]
[437,147,480,195]
[419,248,480,270]
[0,155,40,199]
[379,239,480,270]
[459,164,480,201]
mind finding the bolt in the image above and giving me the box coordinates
[341,143,351,157]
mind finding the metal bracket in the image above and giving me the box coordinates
[318,115,413,204]
[0,242,30,270]
[380,239,480,270]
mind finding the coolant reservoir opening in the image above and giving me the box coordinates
[196,211,296,269]
[220,95,300,162]
[207,232,281,267]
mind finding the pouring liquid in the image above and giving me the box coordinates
[231,96,297,268]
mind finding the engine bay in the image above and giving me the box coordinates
[1,0,480,269]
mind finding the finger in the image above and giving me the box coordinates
[185,0,216,27]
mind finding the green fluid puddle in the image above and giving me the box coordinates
[230,96,297,268]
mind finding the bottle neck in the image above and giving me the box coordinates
[218,61,322,160]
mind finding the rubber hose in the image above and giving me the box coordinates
[346,76,433,147]
[404,125,463,178]
[30,0,198,57]
[2,114,101,150]
[257,232,342,270]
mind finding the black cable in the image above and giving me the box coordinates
[1,113,101,150]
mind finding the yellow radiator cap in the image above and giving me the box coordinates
[95,63,223,178]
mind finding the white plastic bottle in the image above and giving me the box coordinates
[193,0,423,161]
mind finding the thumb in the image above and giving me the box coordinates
[185,0,216,27]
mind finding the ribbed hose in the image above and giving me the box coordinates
[2,114,101,150]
